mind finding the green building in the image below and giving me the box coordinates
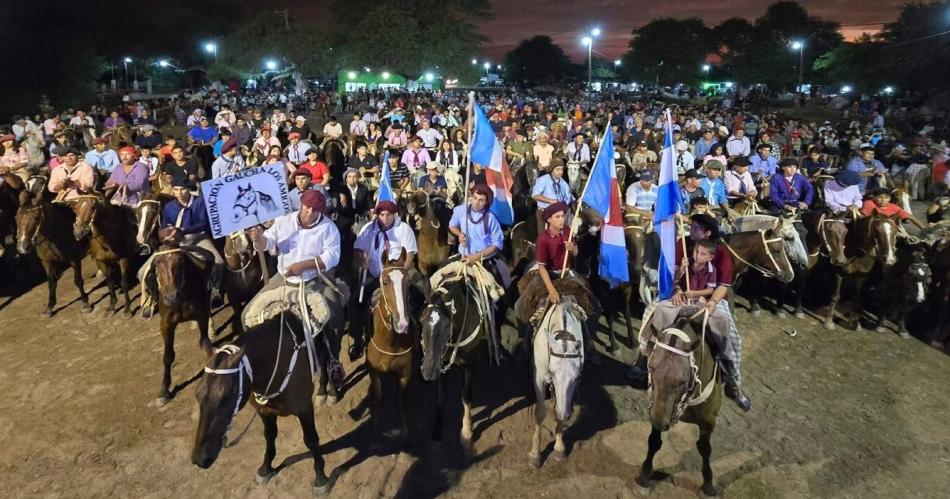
[338,70,443,93]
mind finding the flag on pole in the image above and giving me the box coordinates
[376,150,394,206]
[579,131,629,287]
[469,104,514,225]
[654,110,681,300]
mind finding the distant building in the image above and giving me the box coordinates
[338,70,443,93]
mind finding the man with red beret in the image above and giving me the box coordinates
[252,125,281,156]
[105,146,150,206]
[210,139,245,178]
[245,189,344,328]
[535,202,577,304]
[284,132,313,166]
[349,200,421,357]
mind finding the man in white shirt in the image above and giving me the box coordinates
[186,109,204,128]
[284,133,312,166]
[244,190,344,329]
[214,104,236,130]
[415,120,443,150]
[726,128,751,157]
[723,156,758,203]
[674,140,695,175]
[252,125,281,155]
[68,110,97,138]
[565,134,591,165]
[349,113,367,138]
[210,140,245,178]
[322,116,344,140]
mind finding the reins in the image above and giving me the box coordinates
[723,229,788,278]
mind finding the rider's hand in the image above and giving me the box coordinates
[285,261,309,277]
[671,290,685,306]
[565,240,577,253]
[463,253,480,265]
[705,298,718,314]
[457,233,468,246]
[247,225,264,243]
[547,289,561,304]
[798,202,808,210]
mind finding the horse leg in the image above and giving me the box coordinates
[299,402,331,495]
[606,308,619,354]
[102,262,117,312]
[119,258,132,318]
[552,419,568,461]
[528,375,546,469]
[460,366,474,451]
[749,274,763,317]
[697,426,718,496]
[825,273,843,330]
[895,301,911,338]
[159,319,177,402]
[256,413,278,485]
[397,372,410,453]
[853,275,867,331]
[72,260,92,313]
[793,269,808,319]
[431,376,445,443]
[368,370,383,452]
[623,286,635,346]
[636,427,663,488]
[43,265,58,317]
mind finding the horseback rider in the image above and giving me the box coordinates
[845,145,888,195]
[535,202,578,303]
[244,189,345,332]
[350,200,421,358]
[624,169,657,225]
[532,159,574,226]
[449,183,510,289]
[628,213,752,412]
[769,158,814,214]
[104,146,150,206]
[823,170,863,214]
[210,139,245,179]
[724,156,758,205]
[48,147,96,201]
[85,137,120,177]
[0,134,30,182]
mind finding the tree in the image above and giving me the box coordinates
[619,18,713,85]
[876,0,950,93]
[501,36,574,85]
[812,35,887,92]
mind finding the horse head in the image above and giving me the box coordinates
[647,325,701,431]
[867,215,899,266]
[224,230,253,271]
[905,248,932,304]
[68,195,101,241]
[760,228,796,283]
[191,347,250,469]
[777,214,809,269]
[154,241,187,306]
[135,198,164,246]
[819,214,849,267]
[15,199,45,255]
[378,249,410,335]
[538,299,585,422]
[420,280,463,382]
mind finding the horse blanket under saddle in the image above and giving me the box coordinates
[241,274,350,333]
[430,261,505,301]
[642,300,731,356]
[514,267,601,330]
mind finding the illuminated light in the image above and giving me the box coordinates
[591,28,601,37]
[158,60,169,68]
[841,85,852,93]
[382,71,391,79]
[123,57,132,63]
[425,72,434,82]
[347,71,357,80]
[483,62,490,70]
[472,59,477,65]
[791,41,803,50]
[204,42,216,54]
[614,60,622,66]
[265,60,277,71]
[582,36,592,47]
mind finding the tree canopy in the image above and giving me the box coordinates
[502,36,575,85]
[619,18,712,85]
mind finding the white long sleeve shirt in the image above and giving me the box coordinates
[261,212,341,283]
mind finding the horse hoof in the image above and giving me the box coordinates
[459,436,473,452]
[775,311,787,319]
[528,454,541,469]
[313,484,331,497]
[314,395,327,407]
[899,331,911,339]
[552,449,567,462]
[751,310,762,318]
[154,396,171,408]
[41,309,53,318]
[81,304,93,314]
[123,309,134,319]
[256,471,276,486]
[609,344,621,355]
[875,326,887,334]
[325,395,338,407]
[701,483,720,497]
[794,311,806,319]
[823,322,836,331]
[635,475,652,489]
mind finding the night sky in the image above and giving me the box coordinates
[259,0,907,61]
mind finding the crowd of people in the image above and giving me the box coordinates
[2,83,949,417]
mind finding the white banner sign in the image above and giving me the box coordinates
[202,164,291,239]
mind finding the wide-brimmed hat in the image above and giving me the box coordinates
[835,170,861,187]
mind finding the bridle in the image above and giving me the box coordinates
[724,229,790,279]
[202,345,253,445]
[68,195,101,238]
[18,204,44,246]
[371,267,412,356]
[136,199,162,243]
[647,310,716,427]
[423,281,482,373]
[224,231,256,275]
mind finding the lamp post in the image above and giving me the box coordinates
[204,42,217,61]
[122,57,131,90]
[483,61,491,80]
[791,40,804,94]
[702,64,710,79]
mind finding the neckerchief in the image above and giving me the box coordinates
[374,219,395,251]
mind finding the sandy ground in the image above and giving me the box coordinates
[1,242,949,499]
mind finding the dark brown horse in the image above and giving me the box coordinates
[68,195,138,316]
[869,240,932,337]
[191,315,332,496]
[405,190,451,277]
[776,211,850,318]
[825,214,900,330]
[366,251,415,453]
[152,237,213,402]
[223,230,266,335]
[722,228,797,285]
[420,275,486,450]
[637,315,722,496]
[15,197,92,317]
[0,173,25,258]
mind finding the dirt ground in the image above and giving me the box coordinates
[1,242,949,499]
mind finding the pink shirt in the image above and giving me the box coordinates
[48,161,96,200]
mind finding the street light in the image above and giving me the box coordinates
[122,57,131,90]
[614,59,622,67]
[382,71,390,79]
[204,42,217,61]
[841,85,852,94]
[347,71,357,80]
[790,40,804,97]
[158,60,170,68]
[472,58,478,65]
[883,86,894,95]
[581,27,600,86]
[425,72,434,82]
[702,64,710,78]
[264,59,277,71]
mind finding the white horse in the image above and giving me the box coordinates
[529,298,585,468]
[21,126,46,169]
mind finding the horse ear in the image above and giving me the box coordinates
[397,247,408,265]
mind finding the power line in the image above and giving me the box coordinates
[887,28,950,47]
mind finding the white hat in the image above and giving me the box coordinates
[295,116,306,122]
[675,140,689,152]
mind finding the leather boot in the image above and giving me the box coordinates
[719,358,752,412]
[626,354,648,388]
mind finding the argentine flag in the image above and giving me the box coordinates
[654,110,681,300]
[376,150,394,206]
[579,131,629,288]
[469,103,515,225]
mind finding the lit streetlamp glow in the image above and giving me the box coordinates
[347,71,357,79]
[124,57,132,63]
[472,58,478,65]
[614,59,622,67]
[425,72,434,82]
[841,85,852,93]
[382,71,391,79]
[158,60,170,68]
[264,60,277,71]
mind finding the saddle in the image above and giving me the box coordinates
[242,278,350,332]
[515,268,600,330]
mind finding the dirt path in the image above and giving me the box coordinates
[1,252,949,498]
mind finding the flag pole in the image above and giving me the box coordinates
[462,91,475,253]
[560,130,609,275]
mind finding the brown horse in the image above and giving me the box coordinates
[68,195,139,316]
[15,197,92,316]
[825,214,900,330]
[366,251,415,453]
[406,190,450,277]
[191,315,332,496]
[637,315,722,496]
[106,125,133,150]
[0,174,25,258]
[223,230,266,335]
[134,194,173,250]
[722,228,796,285]
[152,237,213,402]
[776,211,850,318]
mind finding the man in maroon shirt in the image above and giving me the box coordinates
[536,202,577,304]
[628,213,751,411]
